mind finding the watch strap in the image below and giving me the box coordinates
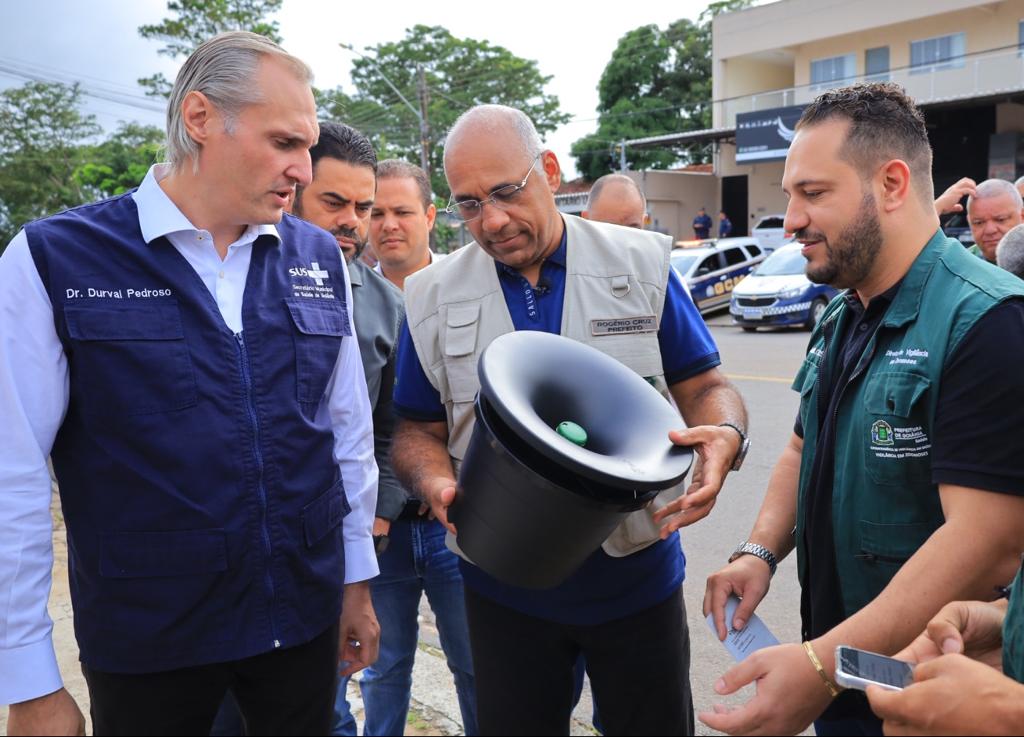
[719,422,750,471]
[730,541,778,577]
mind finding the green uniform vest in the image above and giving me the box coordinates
[1004,562,1024,683]
[792,230,1024,618]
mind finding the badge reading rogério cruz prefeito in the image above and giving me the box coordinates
[591,315,657,336]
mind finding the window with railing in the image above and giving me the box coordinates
[910,33,966,73]
[865,46,890,82]
[810,53,856,90]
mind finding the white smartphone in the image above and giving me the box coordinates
[834,646,915,692]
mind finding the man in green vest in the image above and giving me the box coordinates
[864,559,1024,734]
[700,82,1024,736]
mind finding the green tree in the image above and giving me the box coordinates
[138,0,283,98]
[571,0,753,179]
[321,25,570,199]
[74,123,164,200]
[0,82,101,248]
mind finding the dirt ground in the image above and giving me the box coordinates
[0,491,453,736]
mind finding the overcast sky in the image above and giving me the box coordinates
[0,0,729,178]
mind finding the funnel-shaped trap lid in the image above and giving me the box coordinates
[478,331,692,491]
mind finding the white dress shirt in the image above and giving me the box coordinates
[374,248,445,278]
[0,165,378,705]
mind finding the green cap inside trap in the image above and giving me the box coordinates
[555,421,588,447]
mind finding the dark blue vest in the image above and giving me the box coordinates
[25,193,352,673]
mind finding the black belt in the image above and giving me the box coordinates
[396,499,426,521]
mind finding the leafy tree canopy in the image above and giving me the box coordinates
[138,0,283,98]
[319,25,570,199]
[75,123,164,200]
[571,0,753,180]
[0,82,101,248]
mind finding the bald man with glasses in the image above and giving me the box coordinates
[390,104,748,736]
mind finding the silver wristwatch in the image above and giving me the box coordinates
[729,541,778,577]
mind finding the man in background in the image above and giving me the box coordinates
[693,206,712,239]
[718,210,733,238]
[997,223,1024,280]
[581,173,646,229]
[370,159,446,290]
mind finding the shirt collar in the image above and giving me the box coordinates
[132,163,281,246]
[373,248,437,275]
[496,224,567,280]
[348,258,365,287]
[845,279,903,321]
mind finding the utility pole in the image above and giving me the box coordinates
[341,44,430,176]
[618,139,628,172]
[416,64,431,182]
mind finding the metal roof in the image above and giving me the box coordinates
[624,126,737,149]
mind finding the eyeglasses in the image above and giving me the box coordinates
[445,156,540,223]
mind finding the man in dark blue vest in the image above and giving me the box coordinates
[0,31,380,736]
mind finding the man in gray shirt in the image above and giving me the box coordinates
[295,129,476,735]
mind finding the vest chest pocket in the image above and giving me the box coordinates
[439,304,482,406]
[862,372,932,486]
[286,299,350,404]
[64,302,197,416]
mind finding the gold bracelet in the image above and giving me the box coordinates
[803,641,841,698]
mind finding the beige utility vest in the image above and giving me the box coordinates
[404,215,688,556]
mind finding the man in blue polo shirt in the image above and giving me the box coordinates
[391,104,749,736]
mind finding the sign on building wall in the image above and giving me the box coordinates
[736,105,806,163]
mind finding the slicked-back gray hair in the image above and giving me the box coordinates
[443,105,544,174]
[968,178,1024,212]
[166,31,313,172]
[997,223,1024,279]
[587,173,646,211]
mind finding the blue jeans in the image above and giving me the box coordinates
[333,517,478,736]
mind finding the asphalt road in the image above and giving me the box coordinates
[682,314,812,735]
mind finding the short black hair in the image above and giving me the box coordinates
[310,121,377,174]
[377,159,432,211]
[797,82,933,200]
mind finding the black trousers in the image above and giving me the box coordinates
[465,586,694,736]
[81,623,339,736]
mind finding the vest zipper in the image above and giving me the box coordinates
[235,332,281,649]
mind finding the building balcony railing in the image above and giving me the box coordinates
[717,45,1024,129]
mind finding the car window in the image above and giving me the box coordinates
[723,248,746,267]
[756,217,785,229]
[696,255,721,275]
[670,254,698,276]
[747,245,762,257]
[756,247,808,276]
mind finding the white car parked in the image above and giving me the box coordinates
[751,214,792,253]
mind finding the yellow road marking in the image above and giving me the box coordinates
[724,373,794,384]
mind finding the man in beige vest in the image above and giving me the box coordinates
[390,104,748,736]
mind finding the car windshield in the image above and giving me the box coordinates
[670,254,698,275]
[756,217,785,229]
[754,248,807,276]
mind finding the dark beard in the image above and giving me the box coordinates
[292,194,366,262]
[801,193,883,289]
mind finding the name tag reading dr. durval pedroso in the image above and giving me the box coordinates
[591,315,657,336]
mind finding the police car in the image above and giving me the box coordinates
[728,241,840,331]
[670,237,766,315]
